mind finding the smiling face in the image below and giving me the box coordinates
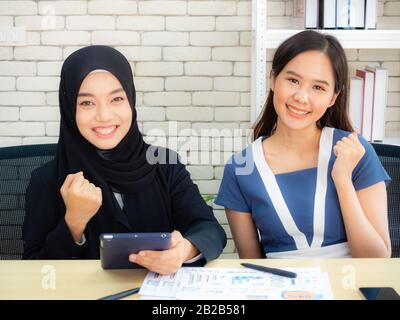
[76,71,132,150]
[270,50,339,132]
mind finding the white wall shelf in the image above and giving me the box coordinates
[263,29,400,49]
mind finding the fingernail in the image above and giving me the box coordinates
[130,254,137,261]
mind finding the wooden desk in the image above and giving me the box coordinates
[0,258,399,300]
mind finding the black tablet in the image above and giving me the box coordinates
[100,232,171,269]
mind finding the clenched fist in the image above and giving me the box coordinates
[60,172,102,242]
[332,132,365,185]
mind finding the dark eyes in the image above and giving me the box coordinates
[78,97,124,106]
[80,100,94,106]
[288,78,299,84]
[113,96,124,102]
[287,78,325,91]
[313,85,325,91]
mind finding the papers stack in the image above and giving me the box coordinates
[139,267,334,300]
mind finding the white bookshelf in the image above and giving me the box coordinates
[250,1,400,145]
[262,29,400,49]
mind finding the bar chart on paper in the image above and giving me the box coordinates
[231,275,264,285]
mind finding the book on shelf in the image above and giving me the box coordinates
[356,69,375,141]
[322,0,336,29]
[304,0,376,30]
[365,0,378,29]
[336,0,350,29]
[348,76,363,134]
[350,66,388,142]
[305,0,319,29]
[365,66,388,142]
[349,0,365,29]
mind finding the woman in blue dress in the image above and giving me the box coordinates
[216,30,391,259]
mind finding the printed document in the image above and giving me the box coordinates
[138,267,334,300]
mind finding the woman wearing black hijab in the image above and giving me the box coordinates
[23,46,226,274]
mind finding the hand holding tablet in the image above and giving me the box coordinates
[100,232,171,269]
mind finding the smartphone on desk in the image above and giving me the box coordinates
[100,232,171,269]
[359,287,400,300]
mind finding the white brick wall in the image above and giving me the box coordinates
[212,47,250,61]
[0,17,14,27]
[163,47,211,61]
[214,77,251,92]
[0,122,45,136]
[165,76,212,91]
[46,92,58,105]
[88,1,138,15]
[20,106,60,121]
[26,32,41,45]
[142,32,189,46]
[215,107,250,121]
[143,92,191,106]
[66,16,115,30]
[14,46,62,61]
[136,107,165,121]
[193,92,240,106]
[0,1,37,15]
[116,47,162,61]
[16,77,60,91]
[37,62,63,76]
[0,0,399,257]
[166,17,215,31]
[46,122,60,136]
[188,1,236,16]
[0,107,19,121]
[237,1,251,14]
[0,77,16,91]
[185,62,232,75]
[135,77,164,91]
[190,32,239,46]
[42,31,91,45]
[216,17,251,31]
[15,16,65,30]
[92,31,140,45]
[166,107,213,121]
[233,62,251,76]
[136,62,183,76]
[38,1,87,15]
[139,1,187,16]
[186,165,214,179]
[0,48,12,60]
[117,16,164,31]
[142,121,190,134]
[0,92,45,105]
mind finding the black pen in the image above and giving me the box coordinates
[241,263,297,279]
[98,287,140,300]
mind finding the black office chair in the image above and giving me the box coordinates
[0,144,57,259]
[372,143,400,258]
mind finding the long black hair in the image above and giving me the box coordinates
[253,30,353,139]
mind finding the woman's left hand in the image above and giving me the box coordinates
[128,230,197,275]
[332,132,365,184]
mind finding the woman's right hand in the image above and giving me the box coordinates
[60,172,102,242]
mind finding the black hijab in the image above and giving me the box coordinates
[56,45,156,196]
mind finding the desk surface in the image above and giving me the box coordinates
[0,258,399,300]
